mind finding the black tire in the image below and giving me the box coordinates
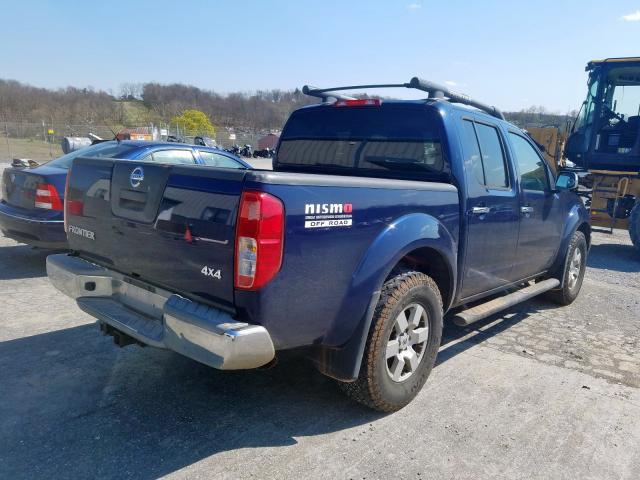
[545,231,587,305]
[339,270,443,412]
[630,202,640,253]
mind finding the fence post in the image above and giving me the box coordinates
[4,122,11,160]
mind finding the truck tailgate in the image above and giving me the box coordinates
[66,157,246,309]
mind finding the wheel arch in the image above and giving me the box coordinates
[577,221,592,249]
[309,212,458,382]
[388,246,454,312]
[548,202,591,278]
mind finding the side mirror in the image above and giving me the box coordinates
[555,171,579,191]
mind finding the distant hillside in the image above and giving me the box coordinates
[504,107,577,131]
[0,79,314,132]
[0,79,576,133]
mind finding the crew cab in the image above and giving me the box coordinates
[47,78,590,411]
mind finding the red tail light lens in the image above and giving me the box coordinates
[63,171,71,232]
[35,183,63,211]
[334,98,382,107]
[63,170,83,234]
[235,190,284,290]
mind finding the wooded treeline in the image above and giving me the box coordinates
[0,79,118,125]
[0,79,576,132]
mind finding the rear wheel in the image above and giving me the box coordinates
[545,231,587,305]
[630,202,640,253]
[339,270,443,412]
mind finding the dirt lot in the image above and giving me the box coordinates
[0,191,639,478]
[0,138,62,163]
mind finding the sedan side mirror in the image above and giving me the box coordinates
[555,171,579,191]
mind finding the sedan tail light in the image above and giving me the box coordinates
[35,183,63,211]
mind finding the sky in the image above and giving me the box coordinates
[0,0,639,113]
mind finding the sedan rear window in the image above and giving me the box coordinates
[46,142,138,170]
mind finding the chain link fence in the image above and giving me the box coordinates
[0,120,265,163]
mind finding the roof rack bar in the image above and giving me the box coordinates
[305,83,408,94]
[408,77,505,120]
[301,85,357,102]
[301,77,505,120]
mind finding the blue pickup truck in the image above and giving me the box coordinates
[47,79,590,411]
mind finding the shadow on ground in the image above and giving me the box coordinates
[0,324,383,480]
[0,292,556,480]
[438,295,557,365]
[0,239,565,479]
[0,243,62,280]
[587,241,640,272]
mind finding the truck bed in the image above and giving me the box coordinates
[65,157,460,351]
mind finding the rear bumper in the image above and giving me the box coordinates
[0,205,67,249]
[46,254,275,370]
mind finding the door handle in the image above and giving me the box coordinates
[471,206,490,215]
[520,206,534,214]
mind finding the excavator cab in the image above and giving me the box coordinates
[565,58,640,251]
[566,58,640,171]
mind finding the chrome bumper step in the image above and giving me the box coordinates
[47,254,275,370]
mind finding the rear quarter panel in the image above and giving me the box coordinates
[235,172,460,350]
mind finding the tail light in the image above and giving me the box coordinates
[35,183,63,211]
[235,190,284,290]
[63,169,83,233]
[334,98,382,107]
[63,171,71,232]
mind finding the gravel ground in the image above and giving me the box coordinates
[0,181,638,478]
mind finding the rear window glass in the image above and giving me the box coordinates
[475,123,508,188]
[45,142,138,169]
[276,105,449,178]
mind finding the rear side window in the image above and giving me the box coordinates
[198,151,244,168]
[461,120,509,188]
[509,133,549,191]
[276,105,449,179]
[45,142,137,169]
[149,149,196,165]
[461,120,485,185]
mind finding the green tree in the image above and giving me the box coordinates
[171,109,215,136]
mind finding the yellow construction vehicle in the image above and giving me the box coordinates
[526,126,569,174]
[562,57,640,251]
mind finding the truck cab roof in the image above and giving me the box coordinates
[297,97,518,130]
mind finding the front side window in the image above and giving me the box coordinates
[150,149,196,165]
[509,133,549,191]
